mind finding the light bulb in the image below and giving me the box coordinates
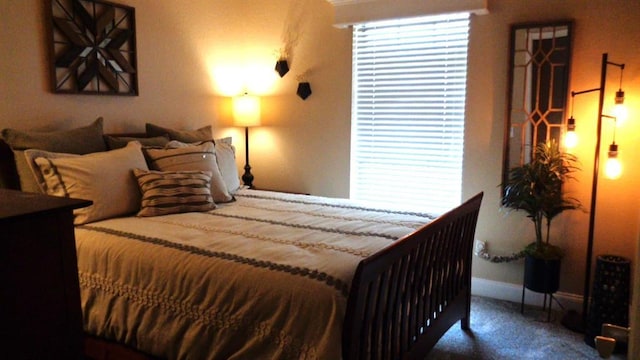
[564,117,578,148]
[604,143,622,179]
[564,131,578,149]
[232,94,261,127]
[613,90,628,127]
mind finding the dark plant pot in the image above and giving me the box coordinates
[524,254,561,293]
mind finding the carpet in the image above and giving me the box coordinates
[426,296,627,359]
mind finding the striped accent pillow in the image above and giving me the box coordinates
[133,169,216,217]
[143,141,234,203]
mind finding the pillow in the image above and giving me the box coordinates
[105,134,170,150]
[32,141,148,225]
[24,148,79,194]
[215,137,241,193]
[143,141,233,203]
[133,169,215,217]
[145,123,212,143]
[0,118,106,193]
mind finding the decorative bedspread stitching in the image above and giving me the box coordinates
[79,225,351,297]
[79,271,244,330]
[143,217,375,257]
[78,271,319,358]
[234,203,427,228]
[236,192,437,219]
[207,212,401,241]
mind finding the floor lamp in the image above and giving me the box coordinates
[233,93,261,189]
[562,53,626,332]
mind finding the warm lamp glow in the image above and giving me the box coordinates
[604,143,622,179]
[233,94,261,127]
[564,131,578,149]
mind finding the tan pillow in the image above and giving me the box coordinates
[215,137,241,193]
[1,118,107,193]
[33,141,148,224]
[145,123,212,143]
[144,141,233,203]
[133,169,216,217]
[24,148,79,194]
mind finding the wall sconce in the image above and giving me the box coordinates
[296,72,312,100]
[562,53,628,342]
[275,59,290,77]
[297,82,312,100]
[232,93,261,188]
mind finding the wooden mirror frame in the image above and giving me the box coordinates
[502,20,573,190]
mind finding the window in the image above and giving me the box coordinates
[350,13,470,214]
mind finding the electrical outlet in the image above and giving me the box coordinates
[474,240,486,256]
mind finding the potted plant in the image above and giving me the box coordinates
[501,140,581,293]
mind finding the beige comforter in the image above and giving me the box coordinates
[75,189,435,359]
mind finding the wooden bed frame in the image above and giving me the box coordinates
[344,192,483,359]
[0,138,483,359]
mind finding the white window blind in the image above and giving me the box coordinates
[350,13,470,214]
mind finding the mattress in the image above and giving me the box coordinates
[75,189,435,359]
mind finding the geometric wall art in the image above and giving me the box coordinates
[48,0,138,95]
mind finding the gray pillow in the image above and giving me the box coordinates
[145,123,212,143]
[105,134,170,150]
[1,118,106,192]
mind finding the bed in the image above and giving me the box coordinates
[0,120,483,359]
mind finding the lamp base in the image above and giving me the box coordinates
[242,164,254,189]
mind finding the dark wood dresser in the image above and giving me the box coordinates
[0,189,91,359]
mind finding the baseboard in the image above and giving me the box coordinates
[471,277,583,312]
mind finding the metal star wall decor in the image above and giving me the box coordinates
[48,0,138,95]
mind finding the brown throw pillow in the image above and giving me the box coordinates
[145,123,212,143]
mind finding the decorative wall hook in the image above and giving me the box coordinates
[297,82,312,100]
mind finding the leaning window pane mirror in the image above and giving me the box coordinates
[502,21,573,189]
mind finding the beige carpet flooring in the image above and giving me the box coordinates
[425,296,628,359]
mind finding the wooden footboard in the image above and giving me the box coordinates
[342,192,483,359]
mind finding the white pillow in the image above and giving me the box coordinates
[31,141,148,224]
[215,137,241,194]
[144,141,234,203]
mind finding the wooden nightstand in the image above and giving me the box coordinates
[0,189,91,359]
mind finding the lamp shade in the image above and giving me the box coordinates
[233,94,261,127]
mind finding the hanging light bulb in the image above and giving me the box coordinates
[564,116,578,148]
[604,143,622,179]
